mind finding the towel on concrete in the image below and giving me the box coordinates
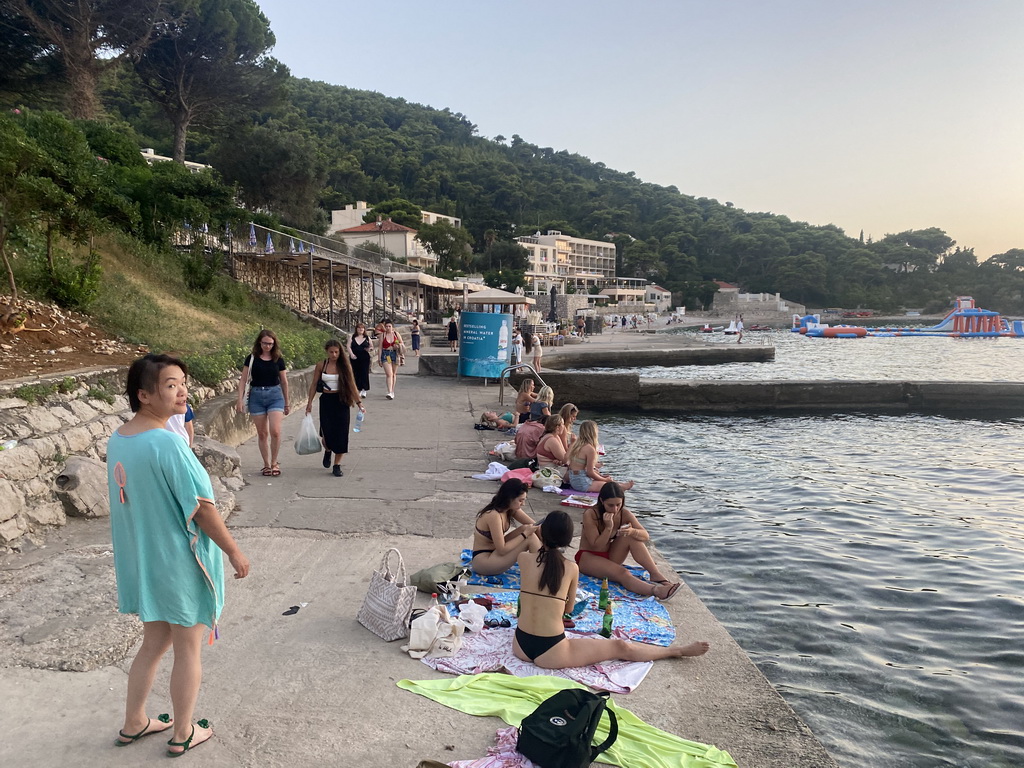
[453,591,676,647]
[448,726,540,767]
[419,625,652,694]
[461,550,666,602]
[397,674,737,768]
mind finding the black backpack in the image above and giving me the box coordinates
[517,688,618,768]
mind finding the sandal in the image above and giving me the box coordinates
[166,720,213,758]
[656,583,681,602]
[271,464,281,476]
[261,466,273,476]
[115,713,172,746]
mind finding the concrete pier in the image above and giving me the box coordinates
[0,346,839,767]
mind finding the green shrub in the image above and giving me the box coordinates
[180,242,219,293]
[181,325,333,388]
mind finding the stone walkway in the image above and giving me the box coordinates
[0,334,837,768]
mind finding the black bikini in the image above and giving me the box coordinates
[515,588,569,660]
[471,514,513,562]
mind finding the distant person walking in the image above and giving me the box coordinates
[306,339,365,477]
[511,328,524,366]
[165,402,195,446]
[349,322,374,397]
[410,318,422,357]
[378,318,406,400]
[109,354,250,756]
[447,315,459,352]
[529,331,543,372]
[236,329,289,477]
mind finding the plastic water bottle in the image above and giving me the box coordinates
[429,592,439,610]
[0,440,16,451]
[598,577,609,610]
[354,410,364,433]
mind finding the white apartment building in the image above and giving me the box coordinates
[333,219,437,270]
[514,230,619,294]
[328,201,460,236]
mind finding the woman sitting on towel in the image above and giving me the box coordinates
[513,379,538,425]
[557,403,579,450]
[564,420,633,493]
[528,385,554,422]
[471,478,541,576]
[534,415,568,476]
[513,511,709,668]
[576,482,681,600]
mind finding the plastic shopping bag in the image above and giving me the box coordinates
[294,414,322,455]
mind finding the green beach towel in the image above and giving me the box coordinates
[397,674,737,768]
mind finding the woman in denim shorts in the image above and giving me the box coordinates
[236,329,289,476]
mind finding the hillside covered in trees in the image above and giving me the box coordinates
[2,0,1022,313]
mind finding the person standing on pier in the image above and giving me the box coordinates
[109,354,250,756]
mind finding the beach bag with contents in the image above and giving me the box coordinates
[294,414,322,455]
[516,688,618,768]
[357,548,417,641]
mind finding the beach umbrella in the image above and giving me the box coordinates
[200,222,208,234]
[265,232,275,254]
[309,242,315,255]
[297,241,306,254]
[248,223,257,247]
[289,237,296,253]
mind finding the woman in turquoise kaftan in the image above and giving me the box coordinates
[107,427,224,629]
[108,353,249,757]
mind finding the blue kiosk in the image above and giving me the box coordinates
[457,288,536,380]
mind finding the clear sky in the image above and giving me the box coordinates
[254,0,1024,259]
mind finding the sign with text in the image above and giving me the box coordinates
[458,311,512,378]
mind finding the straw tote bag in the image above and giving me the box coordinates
[357,548,417,641]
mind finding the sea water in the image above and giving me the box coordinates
[590,335,1024,767]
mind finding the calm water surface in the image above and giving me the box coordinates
[588,340,1024,768]
[633,328,1024,381]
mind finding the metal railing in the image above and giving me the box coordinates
[498,363,548,407]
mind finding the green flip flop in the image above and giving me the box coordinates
[166,719,213,758]
[115,713,172,746]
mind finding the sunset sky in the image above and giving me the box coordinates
[255,0,1024,259]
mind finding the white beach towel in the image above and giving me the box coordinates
[472,461,509,481]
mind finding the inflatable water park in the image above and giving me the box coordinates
[793,297,1024,339]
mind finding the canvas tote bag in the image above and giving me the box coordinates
[357,548,417,641]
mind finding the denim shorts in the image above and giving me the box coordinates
[248,385,285,415]
[568,470,592,492]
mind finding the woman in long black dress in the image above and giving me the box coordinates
[447,315,459,351]
[305,340,365,477]
[349,322,373,397]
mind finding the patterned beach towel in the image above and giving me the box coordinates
[454,590,675,647]
[420,626,652,693]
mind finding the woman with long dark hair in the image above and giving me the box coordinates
[513,511,708,669]
[349,322,374,397]
[236,329,289,477]
[305,339,365,477]
[109,354,250,755]
[470,478,541,575]
[575,482,679,599]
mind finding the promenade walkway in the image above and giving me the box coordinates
[0,330,836,768]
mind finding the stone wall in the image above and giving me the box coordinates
[0,366,315,552]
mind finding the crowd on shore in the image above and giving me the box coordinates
[100,322,708,757]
